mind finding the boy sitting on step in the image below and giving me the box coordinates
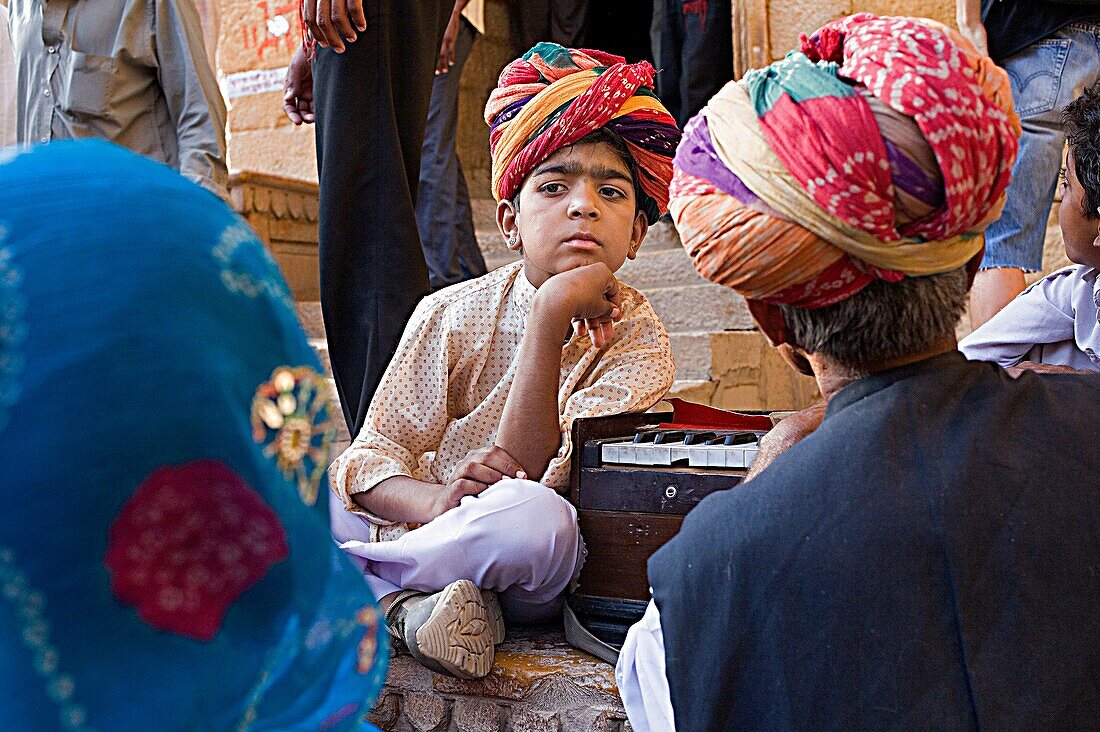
[328,43,681,679]
[961,82,1100,373]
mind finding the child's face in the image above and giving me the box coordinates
[497,141,648,287]
[1059,150,1100,268]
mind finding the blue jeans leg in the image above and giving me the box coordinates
[416,19,485,290]
[983,23,1100,271]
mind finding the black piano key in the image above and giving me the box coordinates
[723,431,759,446]
[582,440,604,467]
[682,431,717,445]
[633,430,660,443]
[653,431,686,444]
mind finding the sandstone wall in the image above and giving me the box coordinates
[210,0,517,192]
[216,0,315,180]
[766,0,954,61]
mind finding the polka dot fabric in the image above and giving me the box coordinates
[328,261,676,541]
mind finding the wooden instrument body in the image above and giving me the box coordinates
[567,411,750,604]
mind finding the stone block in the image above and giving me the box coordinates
[507,708,561,732]
[369,692,403,729]
[403,692,450,732]
[451,698,503,732]
[217,0,297,75]
[666,378,718,405]
[617,247,709,291]
[668,332,714,380]
[229,127,317,183]
[1042,201,1071,273]
[860,0,952,24]
[644,283,754,333]
[227,91,291,134]
[708,331,820,410]
[385,654,437,693]
[309,338,330,375]
[766,0,848,61]
[639,219,681,251]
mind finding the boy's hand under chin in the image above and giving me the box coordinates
[533,263,624,349]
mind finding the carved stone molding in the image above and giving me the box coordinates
[228,171,320,300]
[228,171,319,223]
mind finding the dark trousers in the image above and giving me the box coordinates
[312,0,450,436]
[518,0,589,49]
[651,0,732,128]
[416,18,487,291]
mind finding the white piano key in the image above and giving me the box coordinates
[600,437,760,471]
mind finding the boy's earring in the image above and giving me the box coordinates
[508,233,518,247]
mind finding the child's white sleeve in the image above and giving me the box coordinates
[959,267,1080,367]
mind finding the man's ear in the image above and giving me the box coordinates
[628,211,649,259]
[497,198,521,252]
[776,343,815,377]
[748,299,814,375]
[1093,215,1100,250]
[746,299,789,347]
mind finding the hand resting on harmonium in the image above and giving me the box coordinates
[744,401,827,481]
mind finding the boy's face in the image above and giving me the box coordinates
[1059,150,1100,268]
[497,141,648,287]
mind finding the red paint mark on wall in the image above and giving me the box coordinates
[239,1,298,59]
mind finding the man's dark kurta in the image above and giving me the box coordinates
[312,0,450,436]
[649,353,1100,730]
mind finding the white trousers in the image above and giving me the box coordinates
[330,478,584,623]
[615,599,675,732]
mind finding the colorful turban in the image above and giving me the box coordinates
[485,42,681,223]
[670,14,1021,308]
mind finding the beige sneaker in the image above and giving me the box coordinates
[385,579,506,679]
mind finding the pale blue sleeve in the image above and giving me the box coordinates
[960,268,1080,367]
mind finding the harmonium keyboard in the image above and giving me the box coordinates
[565,398,780,656]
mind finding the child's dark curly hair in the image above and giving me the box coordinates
[1063,81,1100,220]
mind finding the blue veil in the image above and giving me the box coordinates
[0,141,387,730]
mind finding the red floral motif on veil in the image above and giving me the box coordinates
[105,459,289,641]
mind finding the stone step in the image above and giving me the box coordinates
[639,218,681,251]
[617,245,710,291]
[644,283,753,333]
[668,331,714,381]
[297,301,325,340]
[373,625,628,732]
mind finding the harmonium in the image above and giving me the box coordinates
[564,398,783,661]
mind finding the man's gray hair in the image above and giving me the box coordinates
[777,267,969,371]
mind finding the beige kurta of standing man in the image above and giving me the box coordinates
[329,260,676,542]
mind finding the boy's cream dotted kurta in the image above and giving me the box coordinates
[329,261,676,542]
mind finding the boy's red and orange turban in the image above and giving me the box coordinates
[485,43,681,223]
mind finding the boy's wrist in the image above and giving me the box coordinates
[530,285,576,335]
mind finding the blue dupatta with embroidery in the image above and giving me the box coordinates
[0,141,386,731]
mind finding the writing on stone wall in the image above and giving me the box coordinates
[225,67,289,99]
[240,1,298,59]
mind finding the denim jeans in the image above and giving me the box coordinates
[983,22,1100,271]
[416,18,487,290]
